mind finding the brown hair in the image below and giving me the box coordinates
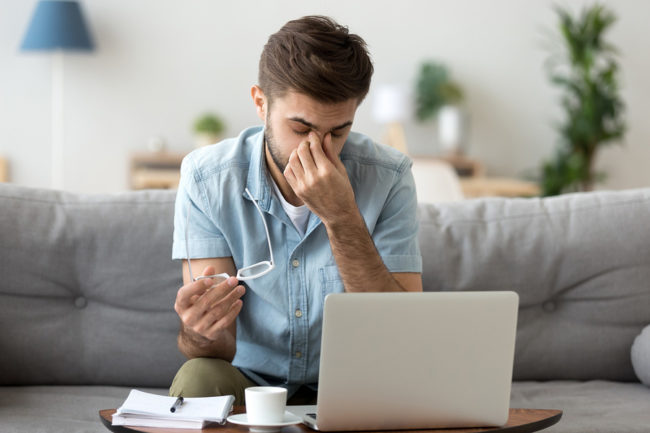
[258,15,373,105]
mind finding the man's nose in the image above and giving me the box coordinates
[310,131,330,143]
[309,130,323,142]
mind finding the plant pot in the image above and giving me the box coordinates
[437,105,468,155]
[194,133,221,148]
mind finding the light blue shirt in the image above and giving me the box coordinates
[172,126,421,393]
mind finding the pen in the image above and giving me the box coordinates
[170,396,184,413]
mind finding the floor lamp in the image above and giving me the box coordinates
[20,0,94,190]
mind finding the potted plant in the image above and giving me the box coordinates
[414,61,466,154]
[540,4,625,196]
[193,113,225,148]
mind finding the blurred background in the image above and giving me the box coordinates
[0,0,648,196]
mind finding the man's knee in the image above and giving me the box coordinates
[169,358,253,404]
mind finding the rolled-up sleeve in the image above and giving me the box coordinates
[172,155,232,260]
[372,158,422,273]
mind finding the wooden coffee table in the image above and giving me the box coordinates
[99,406,562,433]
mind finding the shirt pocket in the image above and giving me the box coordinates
[319,264,345,299]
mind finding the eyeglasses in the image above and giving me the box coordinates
[185,187,275,284]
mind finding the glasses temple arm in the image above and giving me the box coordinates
[261,207,274,265]
[246,188,274,266]
[185,204,196,281]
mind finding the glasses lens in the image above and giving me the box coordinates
[237,262,273,279]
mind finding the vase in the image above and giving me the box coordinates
[194,133,221,148]
[437,105,468,155]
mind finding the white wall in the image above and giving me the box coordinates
[1,0,648,193]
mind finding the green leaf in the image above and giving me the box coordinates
[540,2,625,195]
[194,113,225,135]
[414,61,464,122]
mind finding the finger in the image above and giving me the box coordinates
[176,263,218,310]
[284,165,298,188]
[198,276,239,306]
[194,285,245,335]
[305,132,325,169]
[175,277,214,311]
[309,132,330,169]
[181,280,242,328]
[206,281,245,310]
[322,133,343,168]
[202,266,216,277]
[179,276,230,317]
[287,148,305,179]
[205,299,243,338]
[205,284,245,322]
[296,140,318,174]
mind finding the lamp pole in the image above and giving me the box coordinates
[51,49,64,189]
[20,0,94,191]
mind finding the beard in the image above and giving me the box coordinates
[264,117,288,173]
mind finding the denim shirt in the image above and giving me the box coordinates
[172,126,421,392]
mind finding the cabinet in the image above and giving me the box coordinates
[0,157,8,182]
[129,151,186,190]
[411,155,540,199]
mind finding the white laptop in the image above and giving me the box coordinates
[288,291,519,431]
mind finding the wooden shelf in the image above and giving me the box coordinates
[411,155,540,199]
[411,154,484,178]
[460,177,540,198]
[129,151,186,190]
[0,156,7,183]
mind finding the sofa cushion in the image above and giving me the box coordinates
[0,185,185,387]
[0,382,647,433]
[0,385,163,433]
[418,188,650,381]
[510,380,650,432]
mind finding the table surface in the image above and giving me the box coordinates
[100,407,562,433]
[459,177,540,198]
[0,156,7,183]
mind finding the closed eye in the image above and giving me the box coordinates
[293,129,344,139]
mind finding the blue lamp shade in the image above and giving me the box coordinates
[21,1,94,51]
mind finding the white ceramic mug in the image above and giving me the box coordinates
[245,386,288,424]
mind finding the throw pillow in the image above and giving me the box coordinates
[631,324,650,386]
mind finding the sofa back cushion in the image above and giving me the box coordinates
[0,185,184,387]
[418,188,650,381]
[3,184,649,385]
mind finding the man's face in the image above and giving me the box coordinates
[261,90,358,173]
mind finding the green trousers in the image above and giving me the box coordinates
[169,358,318,406]
[169,358,255,405]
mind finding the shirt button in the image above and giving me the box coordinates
[295,351,302,358]
[292,259,300,268]
[74,296,87,309]
[295,309,303,318]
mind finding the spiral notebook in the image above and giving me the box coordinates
[112,389,235,429]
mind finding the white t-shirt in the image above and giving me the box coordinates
[271,179,311,237]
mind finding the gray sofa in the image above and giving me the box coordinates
[1,183,649,433]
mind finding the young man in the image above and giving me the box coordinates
[170,16,422,405]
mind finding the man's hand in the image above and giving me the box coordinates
[283,132,422,293]
[174,266,245,343]
[283,131,356,226]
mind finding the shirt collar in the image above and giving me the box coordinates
[244,128,273,211]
